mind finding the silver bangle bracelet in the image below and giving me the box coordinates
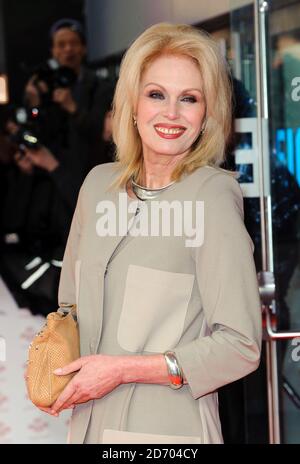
[164,351,183,389]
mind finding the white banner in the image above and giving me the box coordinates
[0,277,70,444]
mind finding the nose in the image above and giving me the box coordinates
[63,43,74,53]
[163,99,180,120]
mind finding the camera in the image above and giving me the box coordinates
[6,106,41,156]
[33,59,77,97]
[10,127,41,155]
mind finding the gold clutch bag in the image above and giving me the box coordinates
[26,304,80,408]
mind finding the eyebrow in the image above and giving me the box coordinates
[143,82,203,94]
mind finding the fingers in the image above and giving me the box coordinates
[42,405,75,416]
[53,358,83,376]
[37,81,48,94]
[24,150,40,166]
[53,88,70,102]
[52,88,64,101]
[51,357,89,413]
[53,391,79,414]
[51,379,77,414]
[25,147,44,163]
[39,406,59,417]
[23,147,59,172]
[14,150,30,163]
[15,155,34,174]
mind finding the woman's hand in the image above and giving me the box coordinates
[50,355,123,415]
[24,368,75,417]
[37,405,75,417]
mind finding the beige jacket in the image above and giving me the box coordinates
[58,162,262,444]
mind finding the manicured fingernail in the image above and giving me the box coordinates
[53,368,62,374]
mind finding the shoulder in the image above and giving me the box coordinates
[83,162,120,187]
[191,166,244,221]
[193,166,243,201]
[76,162,121,217]
[77,162,121,203]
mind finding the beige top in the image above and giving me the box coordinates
[58,162,262,444]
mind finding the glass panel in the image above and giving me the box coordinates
[268,0,300,443]
[268,0,300,331]
[229,0,269,444]
[230,0,300,444]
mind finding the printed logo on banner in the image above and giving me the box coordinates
[0,276,67,443]
[28,417,49,434]
[0,393,8,407]
[0,422,11,438]
[19,309,34,319]
[20,327,37,344]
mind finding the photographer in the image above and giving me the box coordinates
[0,19,113,316]
[23,18,113,206]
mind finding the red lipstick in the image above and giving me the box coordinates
[154,123,186,139]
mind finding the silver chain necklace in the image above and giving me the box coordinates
[131,177,176,201]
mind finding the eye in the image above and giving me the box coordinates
[148,91,164,100]
[181,95,197,103]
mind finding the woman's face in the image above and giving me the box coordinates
[136,54,206,161]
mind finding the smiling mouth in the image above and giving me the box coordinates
[154,124,187,139]
[155,127,185,135]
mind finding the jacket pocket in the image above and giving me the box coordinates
[102,428,201,444]
[117,264,194,352]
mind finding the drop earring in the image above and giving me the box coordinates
[200,122,206,136]
[133,115,137,127]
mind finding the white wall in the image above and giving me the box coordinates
[172,0,252,23]
[85,0,253,61]
[86,0,173,61]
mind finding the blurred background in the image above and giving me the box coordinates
[0,0,300,444]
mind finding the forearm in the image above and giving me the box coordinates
[120,354,187,386]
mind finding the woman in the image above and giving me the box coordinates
[45,23,262,444]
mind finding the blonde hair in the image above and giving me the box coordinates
[111,22,232,189]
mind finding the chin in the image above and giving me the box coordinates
[157,147,188,157]
[153,150,181,157]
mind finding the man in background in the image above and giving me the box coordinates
[1,19,114,315]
